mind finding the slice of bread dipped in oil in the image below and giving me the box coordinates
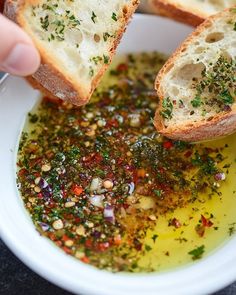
[155,7,236,142]
[4,0,139,105]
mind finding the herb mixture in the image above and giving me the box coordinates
[191,56,236,112]
[160,55,236,120]
[17,52,233,272]
[34,2,118,43]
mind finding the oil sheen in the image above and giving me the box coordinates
[17,52,236,273]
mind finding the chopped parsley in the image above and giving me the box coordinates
[103,32,112,42]
[191,94,202,108]
[40,15,49,31]
[193,56,236,112]
[103,55,109,64]
[154,189,162,197]
[160,97,173,119]
[228,223,236,236]
[188,245,205,260]
[112,12,118,21]
[91,11,97,23]
[152,234,158,243]
[145,245,152,252]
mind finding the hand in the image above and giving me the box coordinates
[0,14,40,76]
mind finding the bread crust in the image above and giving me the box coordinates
[4,0,139,105]
[151,0,207,26]
[154,108,236,142]
[155,7,236,142]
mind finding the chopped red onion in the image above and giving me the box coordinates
[38,178,48,189]
[104,205,115,223]
[92,230,101,238]
[38,222,50,232]
[128,182,135,195]
[214,172,226,181]
[42,185,52,199]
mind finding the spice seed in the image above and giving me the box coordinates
[52,219,64,230]
[103,180,113,189]
[41,164,51,172]
[65,201,75,208]
[65,240,74,247]
[76,225,86,236]
[34,186,41,193]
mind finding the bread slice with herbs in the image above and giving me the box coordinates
[150,0,236,26]
[155,7,236,142]
[4,0,139,105]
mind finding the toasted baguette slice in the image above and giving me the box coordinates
[155,7,236,142]
[4,0,139,105]
[150,0,236,26]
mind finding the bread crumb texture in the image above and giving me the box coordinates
[21,0,137,100]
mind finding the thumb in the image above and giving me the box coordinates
[0,14,40,76]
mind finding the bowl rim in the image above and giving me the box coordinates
[1,13,236,295]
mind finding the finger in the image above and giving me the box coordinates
[0,14,40,76]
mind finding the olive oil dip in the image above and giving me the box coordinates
[17,52,236,272]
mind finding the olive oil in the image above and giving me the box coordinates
[17,52,236,273]
[139,133,236,271]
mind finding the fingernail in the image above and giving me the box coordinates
[3,43,40,76]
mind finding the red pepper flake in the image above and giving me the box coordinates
[34,172,41,178]
[201,215,213,227]
[94,153,103,164]
[62,189,67,198]
[48,233,57,241]
[163,141,174,149]
[18,168,27,177]
[105,171,114,180]
[74,217,81,224]
[97,242,110,252]
[37,193,43,199]
[169,218,182,228]
[63,213,74,220]
[133,238,142,251]
[80,256,90,264]
[85,239,93,249]
[83,153,102,164]
[184,150,192,158]
[195,224,205,237]
[72,185,83,196]
[158,167,165,174]
[131,171,138,184]
[48,202,56,209]
[114,235,122,246]
[55,240,63,247]
[106,119,119,128]
[63,246,72,255]
[117,63,128,72]
[62,235,70,242]
[117,157,124,165]
[123,203,130,209]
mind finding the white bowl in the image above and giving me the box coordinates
[0,14,236,295]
